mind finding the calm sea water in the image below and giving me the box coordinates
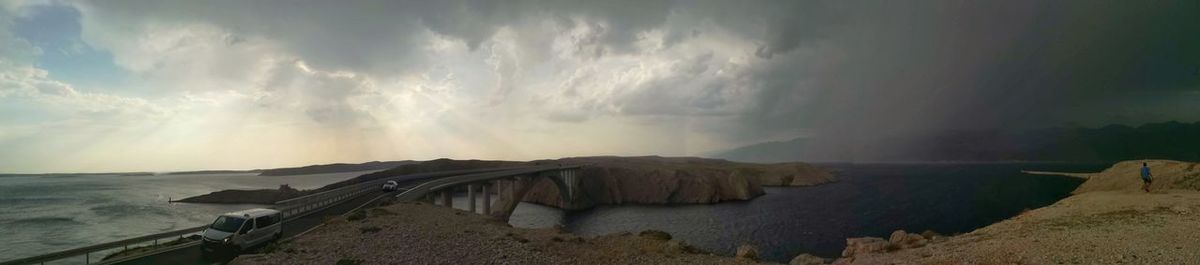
[506,163,1106,263]
[0,170,376,262]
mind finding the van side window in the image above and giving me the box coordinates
[255,216,274,228]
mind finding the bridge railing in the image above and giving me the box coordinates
[395,165,582,201]
[0,167,515,265]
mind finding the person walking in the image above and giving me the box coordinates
[1141,162,1153,192]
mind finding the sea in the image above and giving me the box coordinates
[0,163,1107,263]
[0,170,377,262]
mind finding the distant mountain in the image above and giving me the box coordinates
[714,121,1200,163]
[257,160,418,176]
[166,169,261,175]
[709,137,809,163]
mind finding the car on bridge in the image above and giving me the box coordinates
[201,208,282,258]
[382,180,399,191]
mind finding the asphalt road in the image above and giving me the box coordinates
[114,170,484,265]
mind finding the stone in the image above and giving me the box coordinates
[884,230,931,249]
[889,230,908,245]
[736,244,760,261]
[842,237,889,257]
[790,253,826,265]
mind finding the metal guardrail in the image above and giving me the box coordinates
[395,165,581,201]
[0,167,516,265]
[0,227,206,265]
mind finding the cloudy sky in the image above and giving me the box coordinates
[1,0,1197,173]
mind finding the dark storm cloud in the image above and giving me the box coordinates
[66,0,1200,155]
[719,1,1200,149]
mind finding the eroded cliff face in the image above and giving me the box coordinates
[521,156,834,209]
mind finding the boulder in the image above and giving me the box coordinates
[842,237,889,257]
[789,253,826,265]
[888,230,908,245]
[736,244,760,261]
[886,230,931,249]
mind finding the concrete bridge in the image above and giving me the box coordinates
[395,165,584,220]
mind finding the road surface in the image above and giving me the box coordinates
[114,171,480,265]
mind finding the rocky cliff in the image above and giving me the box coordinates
[520,156,835,209]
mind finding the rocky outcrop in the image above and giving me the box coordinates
[840,237,890,258]
[888,230,928,249]
[839,230,939,260]
[521,156,834,209]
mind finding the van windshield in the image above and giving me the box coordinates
[209,216,246,233]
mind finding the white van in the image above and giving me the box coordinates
[382,180,399,191]
[201,208,282,255]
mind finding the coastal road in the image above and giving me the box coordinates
[113,169,502,265]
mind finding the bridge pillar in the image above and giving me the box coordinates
[490,175,540,221]
[441,190,452,207]
[482,182,492,214]
[468,184,477,213]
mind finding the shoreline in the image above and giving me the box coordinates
[1020,170,1092,179]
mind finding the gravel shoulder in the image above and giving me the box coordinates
[231,200,766,265]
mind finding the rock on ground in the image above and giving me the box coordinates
[789,253,825,265]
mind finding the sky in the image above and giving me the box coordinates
[0,0,1197,173]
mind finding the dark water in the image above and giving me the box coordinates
[0,170,375,262]
[508,163,1106,263]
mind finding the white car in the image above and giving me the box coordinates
[382,180,399,192]
[201,208,282,256]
